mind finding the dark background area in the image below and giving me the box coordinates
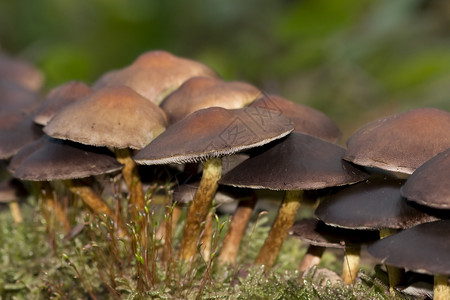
[2,0,450,141]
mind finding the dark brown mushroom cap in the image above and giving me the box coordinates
[220,132,368,191]
[7,134,45,174]
[401,148,450,210]
[0,51,44,91]
[43,86,167,150]
[344,108,450,174]
[33,81,92,126]
[0,112,43,159]
[288,218,379,248]
[0,178,28,203]
[10,136,123,181]
[0,80,41,114]
[367,220,450,275]
[93,50,218,105]
[133,106,294,165]
[315,176,438,230]
[160,77,261,125]
[248,95,342,143]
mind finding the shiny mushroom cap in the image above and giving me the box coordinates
[401,148,450,210]
[93,50,218,105]
[220,132,368,191]
[134,106,294,165]
[34,81,92,126]
[44,86,167,150]
[248,95,342,143]
[344,108,450,174]
[160,76,261,125]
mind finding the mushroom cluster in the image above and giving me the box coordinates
[2,49,450,299]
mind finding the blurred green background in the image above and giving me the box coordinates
[1,0,450,141]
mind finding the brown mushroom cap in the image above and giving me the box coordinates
[401,148,450,210]
[344,108,450,174]
[0,112,43,159]
[10,135,123,181]
[0,51,44,91]
[43,86,167,150]
[0,80,41,114]
[315,175,439,230]
[34,81,92,126]
[93,50,218,105]
[367,220,450,276]
[289,218,379,248]
[220,132,368,191]
[248,95,342,143]
[160,77,261,125]
[133,106,294,165]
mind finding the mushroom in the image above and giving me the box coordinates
[220,132,368,269]
[0,50,44,91]
[160,76,261,125]
[33,81,92,126]
[288,218,378,280]
[0,79,42,114]
[93,50,218,105]
[367,220,450,300]
[134,106,294,261]
[8,135,123,229]
[43,85,167,212]
[314,175,439,284]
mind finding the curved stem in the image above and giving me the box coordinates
[254,190,303,268]
[178,158,222,262]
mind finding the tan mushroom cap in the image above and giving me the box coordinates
[248,95,342,143]
[160,77,261,125]
[344,108,450,174]
[401,147,450,210]
[134,106,294,165]
[93,50,219,105]
[34,81,92,126]
[44,86,167,150]
[0,51,44,91]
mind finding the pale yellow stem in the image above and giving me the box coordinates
[434,274,450,300]
[254,190,303,268]
[200,210,214,262]
[380,228,404,291]
[179,158,222,262]
[341,245,361,284]
[8,201,23,223]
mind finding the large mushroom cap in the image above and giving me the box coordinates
[44,86,167,150]
[93,50,218,105]
[10,136,123,181]
[134,106,294,165]
[220,132,368,191]
[248,95,342,143]
[401,148,450,210]
[367,220,450,276]
[344,108,450,174]
[315,176,439,230]
[160,76,261,125]
[34,81,92,126]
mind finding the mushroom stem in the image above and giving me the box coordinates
[218,195,257,265]
[379,228,404,290]
[200,210,214,262]
[434,274,450,300]
[298,245,326,273]
[179,158,222,261]
[254,190,303,268]
[115,148,145,211]
[341,245,361,284]
[8,201,23,223]
[41,182,71,232]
